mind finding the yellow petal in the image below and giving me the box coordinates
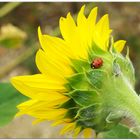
[87,7,97,24]
[77,5,91,57]
[36,49,73,78]
[114,40,126,52]
[87,7,98,44]
[94,14,112,50]
[17,100,38,111]
[60,12,88,59]
[29,108,67,120]
[35,50,64,79]
[73,126,81,138]
[38,27,73,58]
[51,118,73,126]
[34,108,66,120]
[16,99,69,119]
[97,14,109,32]
[17,101,67,120]
[38,28,74,77]
[51,120,65,126]
[77,5,86,26]
[32,118,46,125]
[17,99,60,112]
[59,13,77,43]
[31,92,69,101]
[60,122,75,135]
[83,128,93,138]
[75,6,98,58]
[11,74,67,98]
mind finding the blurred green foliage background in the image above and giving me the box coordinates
[0,2,140,138]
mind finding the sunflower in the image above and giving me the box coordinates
[11,5,139,138]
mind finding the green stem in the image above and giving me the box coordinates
[103,75,140,136]
[119,86,140,136]
[122,90,140,126]
[0,2,22,18]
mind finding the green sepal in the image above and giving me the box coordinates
[78,103,101,119]
[88,42,112,64]
[58,99,76,109]
[108,36,117,54]
[88,42,106,61]
[68,89,99,107]
[64,83,73,91]
[76,118,97,128]
[71,59,91,73]
[67,73,92,90]
[125,56,135,86]
[114,54,135,86]
[64,107,78,120]
[86,69,108,89]
[76,114,118,132]
[113,59,121,76]
[106,111,124,123]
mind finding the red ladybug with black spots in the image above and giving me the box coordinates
[91,58,103,69]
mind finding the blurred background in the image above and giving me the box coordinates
[0,2,140,138]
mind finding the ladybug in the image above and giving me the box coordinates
[91,58,103,69]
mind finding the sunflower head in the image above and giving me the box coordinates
[61,36,135,133]
[11,5,138,138]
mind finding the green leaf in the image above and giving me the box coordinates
[99,124,138,138]
[0,83,28,127]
